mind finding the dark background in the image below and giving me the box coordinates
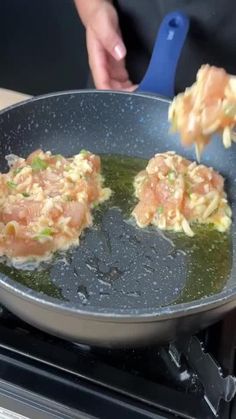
[0,0,89,95]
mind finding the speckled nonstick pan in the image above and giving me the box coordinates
[0,12,236,347]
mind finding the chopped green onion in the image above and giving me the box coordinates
[31,157,48,171]
[22,192,30,197]
[157,206,164,214]
[79,149,89,156]
[40,227,53,236]
[223,103,236,118]
[34,227,54,241]
[13,167,23,176]
[168,171,176,183]
[7,180,17,189]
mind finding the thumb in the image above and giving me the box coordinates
[93,5,126,61]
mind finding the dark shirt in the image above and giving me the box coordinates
[115,0,236,93]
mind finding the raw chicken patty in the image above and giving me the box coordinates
[0,149,111,262]
[132,151,231,237]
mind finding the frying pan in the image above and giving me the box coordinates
[0,11,236,347]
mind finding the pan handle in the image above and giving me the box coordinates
[137,11,189,98]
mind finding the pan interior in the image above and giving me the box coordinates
[0,91,235,312]
[0,157,232,310]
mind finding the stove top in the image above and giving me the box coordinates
[0,305,235,419]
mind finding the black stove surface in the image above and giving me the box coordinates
[0,305,236,419]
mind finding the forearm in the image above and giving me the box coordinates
[74,0,112,26]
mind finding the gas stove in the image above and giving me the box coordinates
[0,306,235,419]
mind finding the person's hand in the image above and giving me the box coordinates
[85,2,136,91]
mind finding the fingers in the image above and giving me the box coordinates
[86,27,110,89]
[85,2,136,91]
[92,3,126,62]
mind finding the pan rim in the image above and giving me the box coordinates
[0,89,235,321]
[0,88,170,116]
[0,274,235,322]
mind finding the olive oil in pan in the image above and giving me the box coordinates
[99,155,232,304]
[0,154,232,305]
[99,155,147,217]
[0,261,65,300]
[170,228,232,304]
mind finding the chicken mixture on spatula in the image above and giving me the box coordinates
[168,65,236,159]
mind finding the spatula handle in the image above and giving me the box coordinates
[137,11,189,98]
